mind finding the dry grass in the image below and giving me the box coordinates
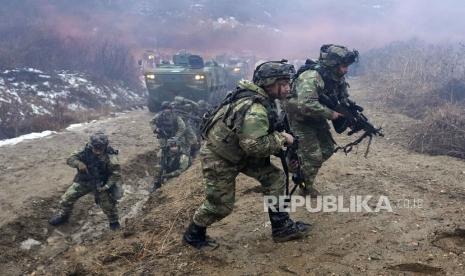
[359,39,465,158]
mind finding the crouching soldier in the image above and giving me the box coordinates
[49,131,123,230]
[153,137,191,190]
[149,101,187,191]
[183,60,311,250]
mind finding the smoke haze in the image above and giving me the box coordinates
[1,0,464,58]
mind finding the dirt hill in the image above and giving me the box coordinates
[1,81,465,275]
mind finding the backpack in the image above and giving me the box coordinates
[200,88,274,139]
[292,59,319,82]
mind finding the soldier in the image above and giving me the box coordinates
[153,137,191,189]
[150,101,187,190]
[196,99,211,120]
[288,44,359,196]
[171,98,201,156]
[49,131,123,230]
[183,60,311,250]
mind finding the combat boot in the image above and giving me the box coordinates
[150,180,161,192]
[182,222,218,250]
[299,186,320,198]
[48,211,69,226]
[268,209,311,243]
[109,221,121,230]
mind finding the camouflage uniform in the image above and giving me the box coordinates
[193,80,287,227]
[153,137,191,187]
[172,97,202,153]
[51,133,122,227]
[150,107,188,155]
[183,60,311,250]
[288,44,358,194]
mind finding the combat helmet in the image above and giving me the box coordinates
[167,137,181,152]
[319,44,359,68]
[252,59,295,87]
[161,101,171,110]
[89,131,109,149]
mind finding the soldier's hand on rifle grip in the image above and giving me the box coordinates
[281,132,294,146]
[97,184,110,192]
[289,159,300,172]
[331,111,343,120]
[77,162,88,173]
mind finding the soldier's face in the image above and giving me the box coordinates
[338,65,349,76]
[267,80,290,99]
[169,145,179,153]
[92,146,105,156]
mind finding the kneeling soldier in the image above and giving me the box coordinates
[153,137,191,190]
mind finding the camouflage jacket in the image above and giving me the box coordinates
[288,68,349,124]
[163,152,191,179]
[205,80,286,163]
[150,110,186,139]
[67,144,121,187]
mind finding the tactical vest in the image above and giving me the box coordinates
[75,145,118,183]
[202,88,277,163]
[154,110,179,138]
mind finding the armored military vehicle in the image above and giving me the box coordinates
[223,57,250,88]
[144,52,228,112]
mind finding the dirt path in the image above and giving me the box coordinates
[2,82,465,275]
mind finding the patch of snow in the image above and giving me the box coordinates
[26,68,43,74]
[42,81,50,87]
[20,238,42,250]
[39,74,51,79]
[66,123,86,130]
[75,77,88,83]
[0,130,56,147]
[67,103,80,111]
[8,90,22,103]
[37,91,47,97]
[30,104,49,115]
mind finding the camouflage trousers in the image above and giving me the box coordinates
[193,146,285,227]
[185,124,200,155]
[58,181,119,223]
[296,122,335,190]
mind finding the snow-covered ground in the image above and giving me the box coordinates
[0,130,56,147]
[0,68,146,139]
[0,111,132,147]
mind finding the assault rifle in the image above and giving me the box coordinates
[319,94,384,157]
[274,100,305,196]
[86,162,105,205]
[173,109,202,123]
